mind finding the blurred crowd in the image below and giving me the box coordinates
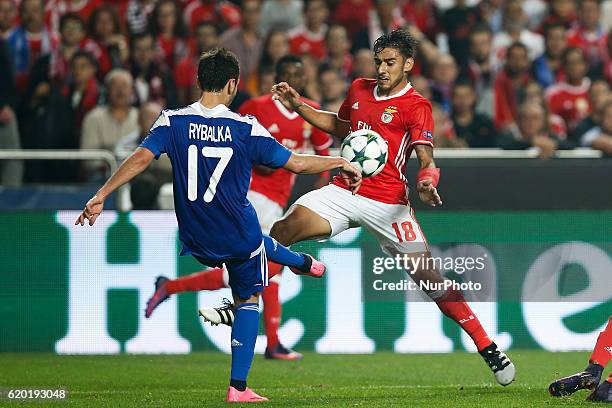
[1,0,612,187]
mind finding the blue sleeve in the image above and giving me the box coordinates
[140,111,170,159]
[248,119,292,168]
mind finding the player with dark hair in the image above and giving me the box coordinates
[270,29,516,386]
[145,54,332,361]
[549,315,612,402]
[74,47,361,403]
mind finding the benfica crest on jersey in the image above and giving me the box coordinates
[381,106,398,123]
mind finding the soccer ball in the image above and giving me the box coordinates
[340,129,388,177]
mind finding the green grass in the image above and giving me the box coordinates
[0,351,602,407]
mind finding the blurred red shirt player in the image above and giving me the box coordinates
[145,55,331,361]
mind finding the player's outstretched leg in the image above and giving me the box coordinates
[432,287,515,386]
[262,267,303,361]
[409,257,515,386]
[550,315,612,397]
[144,267,226,318]
[263,235,325,278]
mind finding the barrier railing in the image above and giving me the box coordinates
[0,147,604,211]
[0,149,130,211]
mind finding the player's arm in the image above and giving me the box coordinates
[75,147,155,226]
[414,144,442,207]
[271,82,351,139]
[283,152,362,193]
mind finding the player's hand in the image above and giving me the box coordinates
[532,135,557,159]
[339,159,362,194]
[416,180,442,207]
[271,82,303,111]
[75,195,105,226]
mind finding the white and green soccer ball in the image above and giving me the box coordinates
[340,129,388,177]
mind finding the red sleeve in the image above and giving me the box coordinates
[238,99,256,116]
[220,3,242,27]
[310,126,333,152]
[337,82,354,121]
[174,58,195,88]
[407,102,435,147]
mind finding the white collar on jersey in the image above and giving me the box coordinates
[373,81,412,101]
[192,102,230,115]
[273,98,299,120]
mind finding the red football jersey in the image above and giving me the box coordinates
[288,25,327,60]
[567,26,608,67]
[240,94,332,208]
[545,79,591,131]
[183,0,241,33]
[336,79,434,205]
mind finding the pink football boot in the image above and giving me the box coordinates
[289,254,326,278]
[225,386,269,403]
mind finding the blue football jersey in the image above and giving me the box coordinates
[140,102,291,262]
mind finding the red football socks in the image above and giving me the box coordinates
[165,267,226,294]
[262,280,281,349]
[590,316,612,368]
[434,288,492,351]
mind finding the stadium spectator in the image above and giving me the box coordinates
[83,5,128,79]
[45,0,103,35]
[451,80,497,147]
[441,0,482,71]
[332,0,373,40]
[536,0,576,32]
[491,0,544,68]
[0,0,16,39]
[81,69,138,179]
[523,80,568,139]
[288,0,328,60]
[404,22,442,77]
[129,32,178,108]
[318,65,347,114]
[430,53,458,113]
[8,0,58,93]
[183,0,241,34]
[522,0,548,31]
[494,42,533,131]
[567,0,608,70]
[124,0,158,36]
[65,51,101,135]
[498,101,571,158]
[220,0,264,92]
[300,53,321,101]
[150,0,190,71]
[259,0,303,34]
[353,0,404,52]
[401,0,439,42]
[352,48,376,80]
[128,102,173,209]
[411,75,433,101]
[260,29,290,68]
[533,22,568,89]
[0,36,23,186]
[578,98,612,155]
[545,47,591,132]
[323,24,353,78]
[431,101,463,147]
[478,0,503,34]
[571,79,610,144]
[174,21,219,106]
[602,31,612,84]
[466,24,495,117]
[48,13,86,84]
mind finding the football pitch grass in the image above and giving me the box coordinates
[0,351,602,407]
